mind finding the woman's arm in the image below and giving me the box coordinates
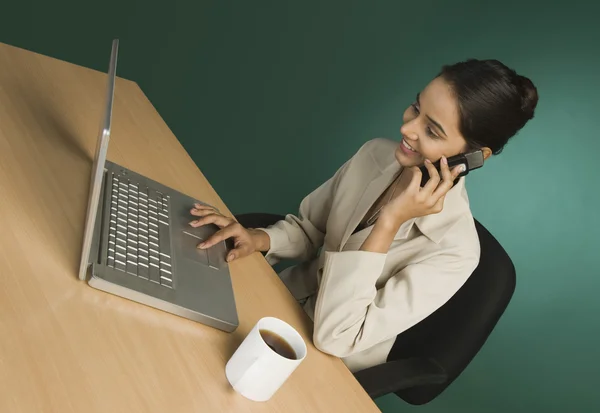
[312,235,479,357]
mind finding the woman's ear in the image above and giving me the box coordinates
[481,147,493,161]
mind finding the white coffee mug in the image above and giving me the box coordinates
[225,317,307,401]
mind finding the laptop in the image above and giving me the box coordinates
[78,39,239,332]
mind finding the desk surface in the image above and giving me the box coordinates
[0,43,380,413]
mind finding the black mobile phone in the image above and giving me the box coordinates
[419,150,484,187]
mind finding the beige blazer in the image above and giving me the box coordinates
[259,138,480,373]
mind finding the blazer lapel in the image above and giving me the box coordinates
[339,162,400,249]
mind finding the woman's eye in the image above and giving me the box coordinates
[426,126,439,139]
[411,102,439,139]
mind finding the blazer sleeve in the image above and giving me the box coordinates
[311,246,479,358]
[258,157,353,265]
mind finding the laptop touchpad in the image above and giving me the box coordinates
[180,231,225,270]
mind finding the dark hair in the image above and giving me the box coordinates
[438,59,538,155]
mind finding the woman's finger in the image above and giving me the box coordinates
[408,166,423,188]
[432,163,465,199]
[226,243,254,262]
[198,224,243,249]
[189,213,233,228]
[394,167,422,198]
[452,164,466,179]
[191,203,219,211]
[190,203,219,215]
[422,159,441,194]
[439,156,452,183]
[190,207,219,217]
[193,203,216,210]
[432,156,453,197]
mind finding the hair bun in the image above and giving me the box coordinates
[517,75,538,120]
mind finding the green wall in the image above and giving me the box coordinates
[3,1,598,411]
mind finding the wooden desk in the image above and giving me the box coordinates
[0,43,380,413]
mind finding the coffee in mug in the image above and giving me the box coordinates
[259,329,297,360]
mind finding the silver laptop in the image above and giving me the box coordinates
[78,39,239,332]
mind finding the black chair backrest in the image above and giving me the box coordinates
[388,219,516,405]
[236,213,285,232]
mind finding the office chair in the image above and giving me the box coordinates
[235,213,516,405]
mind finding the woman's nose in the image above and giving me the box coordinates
[400,122,418,140]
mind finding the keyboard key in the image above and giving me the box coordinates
[149,262,160,283]
[138,262,149,280]
[161,265,172,276]
[126,260,138,275]
[116,239,127,250]
[138,255,149,267]
[159,261,171,272]
[115,259,126,272]
[158,222,172,260]
[160,276,173,288]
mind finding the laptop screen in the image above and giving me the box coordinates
[78,39,119,280]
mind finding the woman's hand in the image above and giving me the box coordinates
[189,204,270,262]
[361,156,464,254]
[378,156,465,230]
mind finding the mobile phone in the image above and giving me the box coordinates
[419,149,484,187]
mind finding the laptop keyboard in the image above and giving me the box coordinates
[106,174,174,288]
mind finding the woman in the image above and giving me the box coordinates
[189,59,538,372]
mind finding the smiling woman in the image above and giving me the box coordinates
[190,58,538,373]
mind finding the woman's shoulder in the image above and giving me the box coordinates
[351,138,398,170]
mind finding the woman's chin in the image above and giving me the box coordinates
[395,146,423,167]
